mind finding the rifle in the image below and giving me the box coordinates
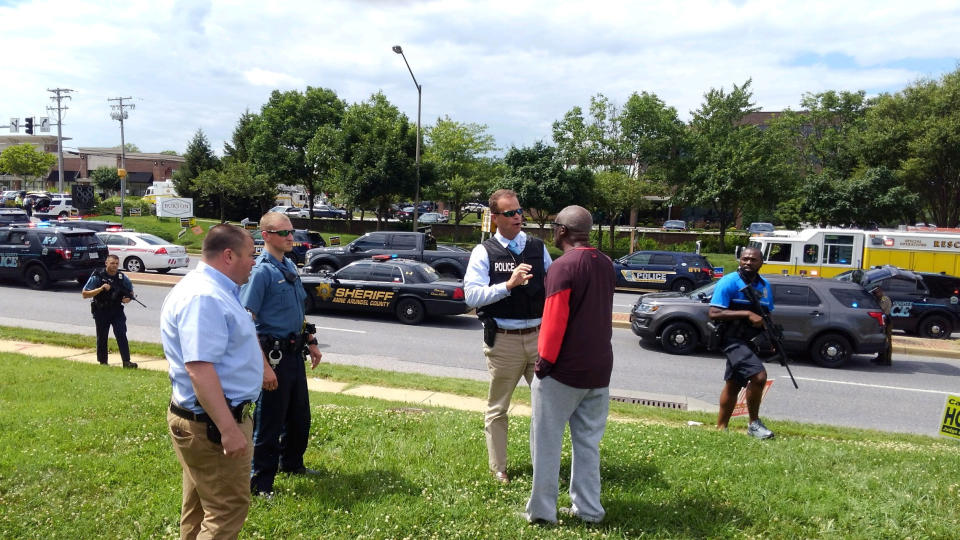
[114,272,147,308]
[739,275,798,389]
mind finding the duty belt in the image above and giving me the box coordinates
[169,401,253,424]
[258,333,304,367]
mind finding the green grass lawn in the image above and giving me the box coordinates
[2,345,959,538]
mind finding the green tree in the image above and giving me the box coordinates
[89,166,120,193]
[423,116,497,232]
[862,68,960,226]
[159,150,179,156]
[250,87,345,215]
[223,110,258,163]
[193,159,275,222]
[111,143,140,153]
[675,80,784,250]
[172,129,221,218]
[592,170,650,251]
[496,142,594,229]
[319,92,418,225]
[0,143,56,182]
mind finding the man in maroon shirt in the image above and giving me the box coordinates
[524,205,614,525]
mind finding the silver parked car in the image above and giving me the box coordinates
[629,276,887,368]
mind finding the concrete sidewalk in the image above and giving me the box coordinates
[125,271,960,360]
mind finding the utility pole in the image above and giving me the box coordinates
[109,96,135,223]
[46,88,74,195]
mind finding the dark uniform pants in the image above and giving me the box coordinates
[94,307,130,365]
[250,349,310,493]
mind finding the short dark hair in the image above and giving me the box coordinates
[488,189,517,213]
[203,224,251,259]
[105,254,120,263]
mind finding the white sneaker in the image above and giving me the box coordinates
[747,419,774,439]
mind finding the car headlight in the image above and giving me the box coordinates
[634,303,659,314]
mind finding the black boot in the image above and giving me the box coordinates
[122,361,138,369]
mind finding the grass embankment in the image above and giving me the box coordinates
[1,334,958,538]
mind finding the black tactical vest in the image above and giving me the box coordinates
[91,269,126,312]
[477,236,546,320]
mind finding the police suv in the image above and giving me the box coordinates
[0,224,109,289]
[613,250,715,293]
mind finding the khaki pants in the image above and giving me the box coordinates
[167,410,254,540]
[483,330,538,473]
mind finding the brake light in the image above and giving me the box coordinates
[54,248,73,260]
[453,287,465,300]
[155,247,168,255]
[867,311,885,327]
[302,242,312,249]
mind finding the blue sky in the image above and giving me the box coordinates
[1,0,958,157]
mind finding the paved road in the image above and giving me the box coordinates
[1,279,958,437]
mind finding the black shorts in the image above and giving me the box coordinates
[722,341,765,387]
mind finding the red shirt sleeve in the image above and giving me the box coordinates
[538,287,571,363]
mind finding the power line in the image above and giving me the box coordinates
[108,96,135,224]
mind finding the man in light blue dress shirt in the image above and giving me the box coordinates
[161,224,270,539]
[464,189,553,484]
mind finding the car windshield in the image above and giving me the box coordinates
[135,234,170,245]
[665,220,685,227]
[750,223,774,232]
[416,264,441,283]
[687,282,716,299]
[63,233,102,248]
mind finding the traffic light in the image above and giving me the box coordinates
[24,117,34,135]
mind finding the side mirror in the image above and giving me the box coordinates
[348,243,358,252]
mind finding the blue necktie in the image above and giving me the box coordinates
[507,239,521,255]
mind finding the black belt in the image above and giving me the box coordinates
[169,401,252,424]
[496,325,540,335]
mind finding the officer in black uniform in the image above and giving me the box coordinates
[82,254,137,368]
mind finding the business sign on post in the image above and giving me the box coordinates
[129,207,141,216]
[156,197,194,218]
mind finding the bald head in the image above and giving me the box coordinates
[555,205,592,233]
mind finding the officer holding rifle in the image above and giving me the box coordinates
[709,246,775,439]
[81,254,138,368]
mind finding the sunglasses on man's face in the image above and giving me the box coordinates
[493,208,523,218]
[264,229,295,237]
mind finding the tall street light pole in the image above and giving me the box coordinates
[392,45,422,231]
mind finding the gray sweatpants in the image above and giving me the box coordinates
[525,375,609,523]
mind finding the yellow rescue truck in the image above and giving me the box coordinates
[747,228,960,278]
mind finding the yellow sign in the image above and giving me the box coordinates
[481,209,495,233]
[938,394,960,439]
[117,168,127,178]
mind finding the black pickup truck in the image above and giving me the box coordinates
[303,231,471,279]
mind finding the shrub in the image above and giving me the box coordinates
[92,196,151,217]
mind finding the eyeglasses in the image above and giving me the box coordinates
[493,208,523,218]
[552,222,568,229]
[264,229,295,237]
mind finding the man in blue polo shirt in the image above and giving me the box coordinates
[240,212,323,496]
[709,246,775,439]
[161,224,267,538]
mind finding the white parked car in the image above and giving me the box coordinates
[95,231,189,273]
[33,196,79,219]
[269,205,310,219]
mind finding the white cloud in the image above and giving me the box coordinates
[0,0,957,155]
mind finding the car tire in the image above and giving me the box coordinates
[313,262,336,274]
[395,297,426,325]
[124,257,144,273]
[810,333,852,368]
[671,279,694,293]
[919,314,953,339]
[156,268,171,274]
[660,321,699,355]
[58,211,68,218]
[24,265,50,290]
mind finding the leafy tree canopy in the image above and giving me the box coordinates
[0,143,56,179]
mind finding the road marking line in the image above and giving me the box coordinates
[314,325,366,334]
[795,376,953,395]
